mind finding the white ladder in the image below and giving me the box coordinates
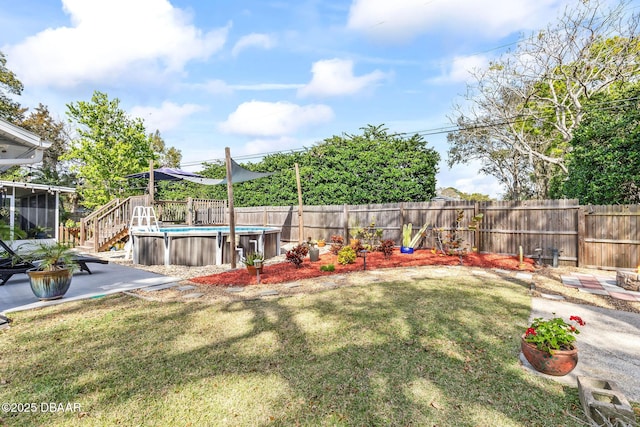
[125,206,160,260]
[129,206,160,231]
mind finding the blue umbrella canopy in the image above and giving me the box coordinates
[125,167,204,181]
[126,162,274,185]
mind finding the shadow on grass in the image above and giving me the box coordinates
[0,273,586,426]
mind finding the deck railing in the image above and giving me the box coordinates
[79,196,227,251]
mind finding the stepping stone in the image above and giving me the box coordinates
[177,285,196,291]
[284,283,301,289]
[322,281,338,288]
[515,273,532,280]
[578,288,609,296]
[540,293,566,300]
[142,283,179,292]
[609,292,640,301]
[182,293,203,299]
[259,290,279,297]
[492,268,512,275]
[226,287,244,293]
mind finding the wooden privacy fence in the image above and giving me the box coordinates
[234,200,640,269]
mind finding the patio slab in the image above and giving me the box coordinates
[0,263,180,313]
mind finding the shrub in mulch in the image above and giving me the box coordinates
[189,249,535,287]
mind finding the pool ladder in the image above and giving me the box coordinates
[125,206,160,260]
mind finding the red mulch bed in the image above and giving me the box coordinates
[190,249,535,287]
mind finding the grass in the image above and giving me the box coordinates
[0,270,589,426]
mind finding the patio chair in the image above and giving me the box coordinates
[0,239,108,286]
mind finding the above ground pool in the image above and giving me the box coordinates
[130,226,281,266]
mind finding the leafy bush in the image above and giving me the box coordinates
[330,235,344,255]
[320,264,335,272]
[285,244,309,268]
[378,239,395,259]
[337,246,357,265]
[360,220,383,250]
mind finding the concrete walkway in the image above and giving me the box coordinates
[0,262,179,313]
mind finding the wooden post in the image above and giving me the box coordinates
[226,148,237,268]
[186,197,193,225]
[148,159,154,205]
[295,163,304,243]
[343,204,349,240]
[577,206,585,267]
[474,202,480,251]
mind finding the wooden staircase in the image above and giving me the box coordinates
[80,195,150,252]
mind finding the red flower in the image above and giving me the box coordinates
[569,325,576,332]
[570,315,585,326]
[525,327,536,336]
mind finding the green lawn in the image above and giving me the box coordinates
[0,271,586,426]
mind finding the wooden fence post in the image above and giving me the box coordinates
[474,202,480,251]
[577,206,585,267]
[186,198,193,225]
[343,204,349,240]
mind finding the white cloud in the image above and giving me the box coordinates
[130,101,206,133]
[231,33,275,57]
[347,0,568,43]
[219,101,334,136]
[430,54,490,84]
[4,0,230,88]
[232,83,304,91]
[298,58,387,98]
[200,79,234,95]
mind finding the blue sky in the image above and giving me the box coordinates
[0,0,608,198]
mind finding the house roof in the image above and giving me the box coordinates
[0,118,51,168]
[0,180,75,194]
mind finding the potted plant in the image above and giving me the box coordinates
[317,238,326,248]
[243,252,264,275]
[401,223,414,254]
[19,242,79,300]
[29,225,50,239]
[521,314,586,376]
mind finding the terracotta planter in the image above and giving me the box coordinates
[27,268,73,301]
[246,265,263,276]
[521,335,578,376]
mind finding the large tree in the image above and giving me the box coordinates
[562,84,640,204]
[19,104,71,182]
[184,124,440,207]
[0,51,24,122]
[64,91,155,208]
[448,0,640,199]
[149,129,182,168]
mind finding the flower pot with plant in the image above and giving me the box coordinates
[243,252,264,275]
[29,225,50,239]
[521,314,586,376]
[401,223,414,254]
[18,242,79,300]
